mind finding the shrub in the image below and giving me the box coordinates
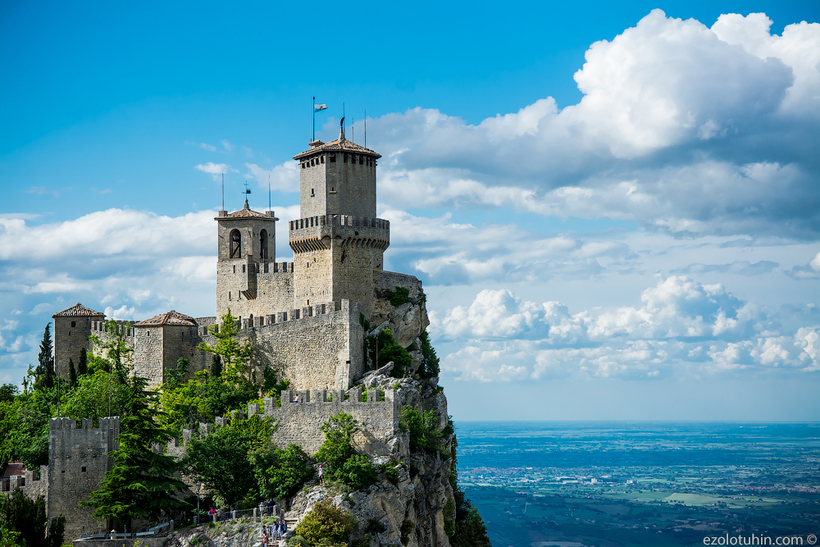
[370,328,411,377]
[400,406,443,453]
[388,287,411,307]
[339,454,377,490]
[400,519,415,545]
[292,500,355,545]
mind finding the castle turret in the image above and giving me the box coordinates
[52,303,105,378]
[289,127,389,315]
[215,200,284,320]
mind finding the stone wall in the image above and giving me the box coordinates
[245,300,365,389]
[48,417,120,540]
[0,465,48,502]
[215,260,295,320]
[298,150,377,219]
[262,388,398,456]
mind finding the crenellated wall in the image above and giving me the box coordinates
[48,417,120,540]
[215,260,295,320]
[165,387,398,458]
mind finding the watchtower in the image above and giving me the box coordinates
[215,200,279,318]
[52,303,105,377]
[290,125,390,315]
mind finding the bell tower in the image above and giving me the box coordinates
[215,199,279,319]
[289,122,389,315]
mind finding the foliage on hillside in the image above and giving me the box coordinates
[292,499,356,546]
[314,413,377,490]
[0,488,65,547]
[80,375,188,532]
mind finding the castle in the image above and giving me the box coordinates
[51,124,423,391]
[7,127,434,540]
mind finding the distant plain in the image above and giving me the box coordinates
[457,422,820,547]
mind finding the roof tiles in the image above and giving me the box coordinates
[52,303,105,318]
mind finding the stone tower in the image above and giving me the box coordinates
[52,303,105,377]
[214,200,283,319]
[289,126,390,315]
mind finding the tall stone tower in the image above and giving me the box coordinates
[289,125,389,315]
[52,303,105,377]
[214,201,283,320]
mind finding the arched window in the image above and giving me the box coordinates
[230,229,241,258]
[260,229,268,259]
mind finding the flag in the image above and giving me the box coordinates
[314,104,327,112]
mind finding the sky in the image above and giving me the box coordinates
[1,0,819,421]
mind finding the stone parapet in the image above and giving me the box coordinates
[289,215,389,253]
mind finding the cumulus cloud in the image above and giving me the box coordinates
[788,251,820,279]
[435,276,819,381]
[384,209,637,285]
[365,10,820,239]
[194,162,235,181]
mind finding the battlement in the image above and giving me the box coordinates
[91,319,135,341]
[49,416,120,431]
[232,299,344,330]
[166,386,398,457]
[289,215,389,253]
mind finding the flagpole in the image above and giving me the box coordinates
[312,96,315,142]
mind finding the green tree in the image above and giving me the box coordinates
[418,330,440,378]
[90,321,133,382]
[314,413,377,489]
[369,328,411,377]
[447,435,491,547]
[61,369,131,423]
[33,324,55,391]
[68,358,77,388]
[400,406,443,453]
[197,310,253,382]
[0,384,17,404]
[292,499,355,546]
[250,444,312,500]
[158,370,259,438]
[182,415,274,507]
[77,348,88,377]
[0,488,65,547]
[81,376,188,532]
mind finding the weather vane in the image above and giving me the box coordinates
[244,181,252,197]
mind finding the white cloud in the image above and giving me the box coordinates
[194,162,235,181]
[435,276,819,381]
[364,10,820,239]
[788,251,820,279]
[222,140,234,152]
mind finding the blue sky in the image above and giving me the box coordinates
[2,0,819,421]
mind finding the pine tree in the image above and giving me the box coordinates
[68,358,77,388]
[197,310,252,381]
[34,324,55,390]
[81,376,188,531]
[77,348,88,377]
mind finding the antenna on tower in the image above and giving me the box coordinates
[352,117,354,142]
[221,173,225,211]
[268,175,271,212]
[364,109,367,148]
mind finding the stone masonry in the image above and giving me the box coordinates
[42,131,430,539]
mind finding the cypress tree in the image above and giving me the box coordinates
[68,358,77,388]
[81,375,188,531]
[77,348,88,377]
[211,354,222,378]
[34,324,55,390]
